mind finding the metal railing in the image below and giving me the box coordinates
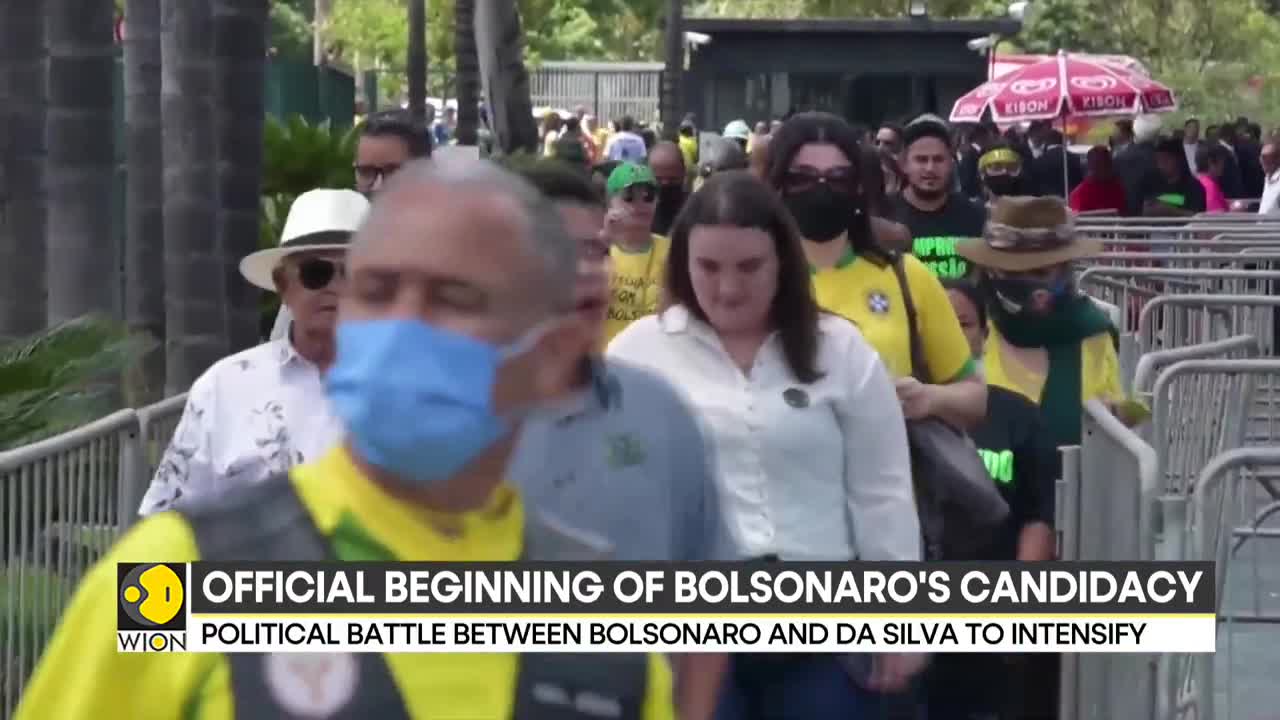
[1057,401,1161,720]
[1170,447,1280,720]
[0,395,185,717]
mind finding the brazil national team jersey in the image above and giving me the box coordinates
[810,249,975,382]
[603,235,670,346]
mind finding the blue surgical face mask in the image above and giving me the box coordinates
[325,318,548,486]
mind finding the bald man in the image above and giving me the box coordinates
[649,141,688,235]
[17,157,679,720]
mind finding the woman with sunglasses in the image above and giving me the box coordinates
[607,171,922,718]
[768,112,986,432]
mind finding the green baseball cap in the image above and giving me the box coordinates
[606,162,657,197]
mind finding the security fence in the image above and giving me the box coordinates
[528,61,663,125]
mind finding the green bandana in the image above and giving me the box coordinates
[988,292,1115,446]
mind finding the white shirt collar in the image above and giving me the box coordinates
[658,304,830,347]
[273,333,323,373]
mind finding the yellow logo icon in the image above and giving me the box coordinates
[120,563,185,627]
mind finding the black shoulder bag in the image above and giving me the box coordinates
[888,253,1010,560]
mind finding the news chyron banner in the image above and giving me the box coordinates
[118,561,1216,654]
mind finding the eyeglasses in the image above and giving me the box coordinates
[782,166,857,195]
[295,258,345,291]
[620,184,657,203]
[354,163,402,187]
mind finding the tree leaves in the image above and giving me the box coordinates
[296,0,1280,127]
[0,315,157,450]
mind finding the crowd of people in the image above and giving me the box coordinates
[19,106,1141,720]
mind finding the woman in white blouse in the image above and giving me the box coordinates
[607,170,921,718]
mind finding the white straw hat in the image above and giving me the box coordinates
[239,189,369,291]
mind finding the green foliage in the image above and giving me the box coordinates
[270,0,314,60]
[262,114,358,198]
[308,0,1280,134]
[0,315,156,450]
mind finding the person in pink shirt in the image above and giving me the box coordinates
[1196,144,1233,212]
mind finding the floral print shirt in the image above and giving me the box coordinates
[137,338,344,516]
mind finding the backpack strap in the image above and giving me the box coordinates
[180,475,412,720]
[886,251,933,384]
[884,254,946,560]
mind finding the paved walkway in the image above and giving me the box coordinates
[1214,481,1280,720]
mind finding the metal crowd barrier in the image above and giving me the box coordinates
[1,410,139,718]
[1167,446,1280,720]
[1136,296,1278,359]
[1057,401,1160,720]
[0,395,186,717]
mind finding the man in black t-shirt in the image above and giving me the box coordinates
[892,117,987,280]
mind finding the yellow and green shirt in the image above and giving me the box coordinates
[982,326,1124,407]
[604,235,670,346]
[15,447,674,720]
[812,250,976,381]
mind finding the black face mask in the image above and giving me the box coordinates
[984,174,1021,197]
[652,183,687,236]
[983,272,1073,316]
[783,185,849,243]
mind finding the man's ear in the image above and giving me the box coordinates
[272,265,288,295]
[527,315,594,403]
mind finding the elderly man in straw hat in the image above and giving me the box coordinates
[955,195,1123,448]
[137,189,369,516]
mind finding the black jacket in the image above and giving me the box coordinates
[1029,145,1083,199]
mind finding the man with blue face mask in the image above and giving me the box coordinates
[15,157,677,720]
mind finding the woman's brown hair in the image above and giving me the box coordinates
[663,170,824,383]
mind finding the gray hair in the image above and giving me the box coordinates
[356,155,576,315]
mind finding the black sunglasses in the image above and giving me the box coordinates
[621,184,657,203]
[782,167,858,195]
[295,258,344,291]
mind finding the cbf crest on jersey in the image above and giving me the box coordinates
[867,291,891,315]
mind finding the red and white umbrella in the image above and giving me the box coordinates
[991,53,1150,81]
[951,51,1177,124]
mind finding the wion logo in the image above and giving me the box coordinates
[117,563,188,653]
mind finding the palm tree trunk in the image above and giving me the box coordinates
[162,0,225,395]
[0,0,48,338]
[661,0,684,141]
[454,0,480,146]
[312,0,331,66]
[407,0,427,123]
[213,0,268,354]
[44,0,117,324]
[124,0,165,402]
[474,0,538,155]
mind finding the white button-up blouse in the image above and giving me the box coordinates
[607,305,920,562]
